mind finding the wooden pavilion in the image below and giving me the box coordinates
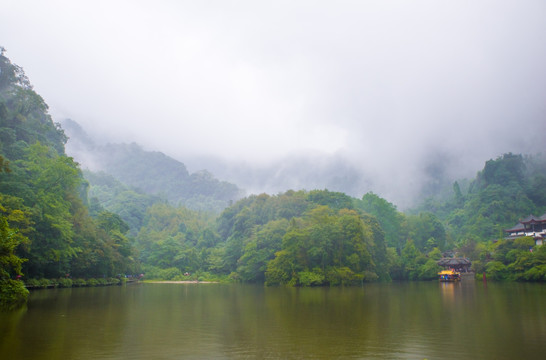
[437,257,472,273]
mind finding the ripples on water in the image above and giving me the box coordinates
[1,281,545,359]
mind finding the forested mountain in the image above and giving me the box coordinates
[0,48,138,308]
[411,152,546,281]
[62,119,243,213]
[417,153,546,244]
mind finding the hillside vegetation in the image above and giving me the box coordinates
[0,49,140,308]
[62,119,243,214]
[2,50,546,309]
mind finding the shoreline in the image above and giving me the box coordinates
[144,280,219,284]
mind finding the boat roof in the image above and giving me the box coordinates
[438,270,459,275]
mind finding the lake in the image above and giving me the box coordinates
[1,280,545,359]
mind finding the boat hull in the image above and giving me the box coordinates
[438,270,461,282]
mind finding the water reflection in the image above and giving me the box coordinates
[1,282,546,359]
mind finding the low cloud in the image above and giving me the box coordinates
[1,1,545,208]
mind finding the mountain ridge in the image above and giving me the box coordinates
[61,119,243,213]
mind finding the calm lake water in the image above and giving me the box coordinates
[1,280,545,359]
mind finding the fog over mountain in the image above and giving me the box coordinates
[64,119,523,210]
[2,1,545,209]
[181,150,453,208]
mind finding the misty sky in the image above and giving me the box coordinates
[1,1,545,205]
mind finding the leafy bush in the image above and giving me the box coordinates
[107,277,120,285]
[325,267,364,286]
[38,278,52,288]
[362,270,379,282]
[57,278,73,288]
[519,264,546,281]
[0,279,29,310]
[158,267,182,280]
[297,271,325,286]
[227,272,240,282]
[140,265,163,280]
[417,259,442,280]
[72,278,87,287]
[87,278,99,286]
[485,261,509,281]
[471,260,486,275]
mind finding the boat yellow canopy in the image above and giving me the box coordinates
[438,270,458,275]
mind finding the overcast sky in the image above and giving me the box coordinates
[1,0,545,204]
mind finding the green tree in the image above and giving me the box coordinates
[16,144,80,277]
[405,212,446,252]
[0,196,30,309]
[237,219,288,282]
[307,189,354,211]
[481,153,525,187]
[356,192,405,250]
[401,240,421,280]
[265,249,296,286]
[262,206,382,286]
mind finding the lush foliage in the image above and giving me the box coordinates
[469,237,546,281]
[0,195,30,309]
[136,203,220,273]
[214,191,390,284]
[417,152,546,280]
[130,188,452,285]
[0,49,138,308]
[420,153,545,242]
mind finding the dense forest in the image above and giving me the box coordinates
[1,49,546,310]
[0,48,142,309]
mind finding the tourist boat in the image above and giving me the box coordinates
[438,269,461,282]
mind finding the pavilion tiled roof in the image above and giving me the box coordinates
[437,258,472,267]
[505,213,546,235]
[520,213,546,224]
[505,222,525,233]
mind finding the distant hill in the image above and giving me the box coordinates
[62,119,243,213]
